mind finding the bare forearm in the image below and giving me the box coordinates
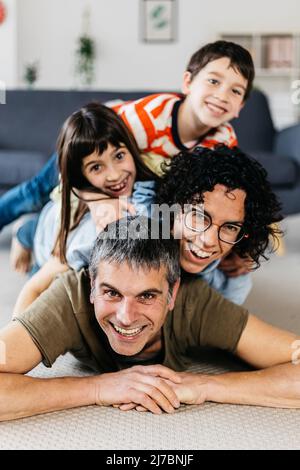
[0,374,96,422]
[13,285,40,316]
[13,259,69,316]
[207,363,300,408]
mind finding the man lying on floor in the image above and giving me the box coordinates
[0,216,299,421]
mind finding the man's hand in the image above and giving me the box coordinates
[87,195,136,233]
[116,371,212,412]
[165,372,212,405]
[219,251,254,277]
[94,365,182,415]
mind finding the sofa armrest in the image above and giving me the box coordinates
[250,151,300,188]
[275,124,300,164]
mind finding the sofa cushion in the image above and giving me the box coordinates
[232,91,276,153]
[250,151,300,188]
[0,90,156,155]
[0,150,48,186]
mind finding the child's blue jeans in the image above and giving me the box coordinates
[0,153,58,230]
[15,215,41,277]
[16,215,39,250]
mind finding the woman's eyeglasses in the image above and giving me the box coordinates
[184,208,248,245]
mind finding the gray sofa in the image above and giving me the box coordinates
[0,89,299,215]
[231,91,300,216]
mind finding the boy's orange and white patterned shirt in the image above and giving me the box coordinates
[111,93,238,176]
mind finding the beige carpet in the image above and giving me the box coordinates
[0,215,299,450]
[0,353,299,450]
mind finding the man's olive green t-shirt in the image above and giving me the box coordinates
[15,269,249,372]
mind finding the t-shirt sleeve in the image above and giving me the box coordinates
[179,278,249,353]
[14,273,84,367]
[215,271,253,306]
[226,123,238,147]
[201,122,238,149]
[66,215,97,270]
[132,180,157,217]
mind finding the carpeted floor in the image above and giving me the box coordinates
[0,215,299,450]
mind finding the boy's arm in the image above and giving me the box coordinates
[169,315,300,408]
[13,257,69,316]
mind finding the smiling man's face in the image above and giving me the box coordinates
[90,261,179,357]
[175,184,246,273]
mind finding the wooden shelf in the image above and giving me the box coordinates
[256,68,299,77]
[220,33,300,69]
[220,33,300,129]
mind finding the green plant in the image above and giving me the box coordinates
[24,62,39,87]
[76,34,95,86]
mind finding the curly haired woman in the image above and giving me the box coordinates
[155,145,282,304]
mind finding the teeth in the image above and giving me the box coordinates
[113,324,143,337]
[189,244,213,259]
[206,103,226,114]
[109,177,128,192]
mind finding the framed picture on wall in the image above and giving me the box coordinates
[141,0,177,43]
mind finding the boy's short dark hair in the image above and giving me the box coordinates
[156,145,282,269]
[187,40,255,100]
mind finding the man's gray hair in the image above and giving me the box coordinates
[89,216,181,290]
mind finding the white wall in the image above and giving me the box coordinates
[0,0,17,88]
[15,0,300,91]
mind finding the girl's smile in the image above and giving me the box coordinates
[105,174,132,197]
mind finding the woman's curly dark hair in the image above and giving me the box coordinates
[156,145,283,269]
